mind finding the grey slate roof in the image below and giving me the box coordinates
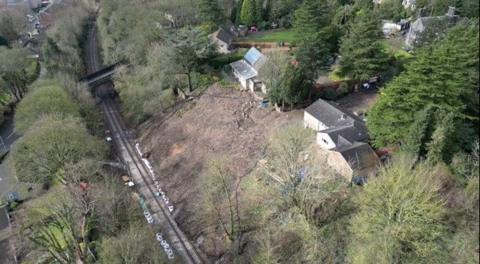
[337,142,380,172]
[406,14,459,47]
[213,28,234,45]
[305,99,364,129]
[322,124,369,146]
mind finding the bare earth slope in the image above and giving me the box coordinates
[138,85,301,251]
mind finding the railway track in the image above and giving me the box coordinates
[86,20,204,264]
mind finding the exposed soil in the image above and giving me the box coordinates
[138,85,301,257]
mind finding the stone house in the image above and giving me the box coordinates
[210,27,234,54]
[405,7,459,47]
[304,99,380,183]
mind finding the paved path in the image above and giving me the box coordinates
[0,117,19,199]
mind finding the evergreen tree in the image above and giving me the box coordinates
[281,64,311,109]
[240,0,258,25]
[199,0,224,25]
[402,105,438,159]
[338,8,389,84]
[293,0,336,77]
[367,22,479,147]
[268,63,310,110]
[426,112,457,164]
[233,0,244,24]
[353,0,374,9]
[375,0,407,22]
[161,28,216,93]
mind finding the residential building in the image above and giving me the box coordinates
[304,99,380,182]
[402,0,416,10]
[405,7,459,47]
[210,27,234,54]
[230,47,267,92]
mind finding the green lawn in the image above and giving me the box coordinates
[242,29,296,43]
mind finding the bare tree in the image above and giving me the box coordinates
[201,159,244,250]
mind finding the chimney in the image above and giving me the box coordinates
[446,6,455,17]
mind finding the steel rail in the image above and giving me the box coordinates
[101,99,203,264]
[86,20,204,264]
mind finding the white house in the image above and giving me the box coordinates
[230,47,267,91]
[304,99,368,148]
[304,99,380,182]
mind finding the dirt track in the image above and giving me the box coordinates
[138,85,301,253]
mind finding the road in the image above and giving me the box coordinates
[0,117,20,199]
[0,117,18,264]
[86,20,204,264]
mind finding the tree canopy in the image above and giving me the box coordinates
[339,8,389,82]
[199,0,224,25]
[42,4,90,76]
[15,82,80,133]
[11,115,107,186]
[0,7,28,43]
[0,47,38,101]
[160,27,216,93]
[240,0,259,26]
[293,0,336,76]
[349,154,448,263]
[367,21,479,147]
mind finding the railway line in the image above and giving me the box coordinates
[86,20,204,264]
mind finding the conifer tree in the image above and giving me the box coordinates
[338,8,388,84]
[367,22,479,147]
[240,0,258,26]
[199,0,224,25]
[402,105,438,159]
[426,112,457,164]
[293,0,335,76]
[268,63,310,111]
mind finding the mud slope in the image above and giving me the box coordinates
[139,85,301,239]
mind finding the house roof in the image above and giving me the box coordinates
[230,60,258,80]
[407,14,459,46]
[305,99,364,129]
[230,47,267,80]
[412,15,457,32]
[213,28,234,45]
[336,142,380,174]
[322,123,368,146]
[220,21,239,37]
[244,47,267,71]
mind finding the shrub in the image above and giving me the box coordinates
[336,82,350,97]
[323,88,337,100]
